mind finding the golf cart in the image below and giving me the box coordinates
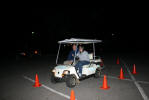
[51,38,103,88]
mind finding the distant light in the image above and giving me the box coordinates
[21,52,26,56]
[32,32,35,34]
[23,53,26,56]
[34,50,38,54]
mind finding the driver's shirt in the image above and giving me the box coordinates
[77,51,90,62]
[67,49,78,60]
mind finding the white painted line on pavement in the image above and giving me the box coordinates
[23,76,78,100]
[101,75,133,81]
[101,75,149,85]
[121,59,149,100]
[137,81,149,84]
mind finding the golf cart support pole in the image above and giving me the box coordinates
[93,43,95,60]
[56,43,61,64]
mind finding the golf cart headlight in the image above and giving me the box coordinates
[52,69,56,72]
[63,70,69,75]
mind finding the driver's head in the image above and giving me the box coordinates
[72,44,77,51]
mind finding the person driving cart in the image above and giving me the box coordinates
[75,45,90,77]
[64,44,78,65]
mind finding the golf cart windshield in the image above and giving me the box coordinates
[56,38,102,64]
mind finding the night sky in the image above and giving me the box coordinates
[10,8,149,56]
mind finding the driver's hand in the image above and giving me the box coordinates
[72,54,74,56]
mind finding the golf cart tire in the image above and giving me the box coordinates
[66,75,76,88]
[94,68,101,78]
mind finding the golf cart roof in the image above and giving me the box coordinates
[58,38,102,44]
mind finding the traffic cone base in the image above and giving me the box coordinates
[118,76,125,79]
[33,83,41,87]
[100,86,110,90]
[132,72,137,74]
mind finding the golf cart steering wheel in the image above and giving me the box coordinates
[75,56,79,60]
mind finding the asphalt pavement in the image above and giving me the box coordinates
[0,52,149,100]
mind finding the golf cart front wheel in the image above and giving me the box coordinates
[94,69,101,78]
[66,75,76,88]
[51,72,60,83]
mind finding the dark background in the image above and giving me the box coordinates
[1,8,148,58]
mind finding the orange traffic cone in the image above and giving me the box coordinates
[70,89,75,100]
[33,74,41,87]
[132,64,137,74]
[116,57,120,64]
[118,67,125,79]
[100,75,110,90]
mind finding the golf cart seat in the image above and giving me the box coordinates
[88,53,102,63]
[80,53,102,68]
[88,53,93,60]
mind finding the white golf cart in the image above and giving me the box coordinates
[51,38,103,88]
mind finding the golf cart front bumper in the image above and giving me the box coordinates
[51,72,68,81]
